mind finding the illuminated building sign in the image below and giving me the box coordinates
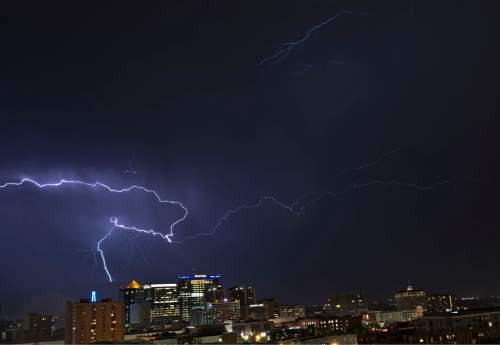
[178,274,222,280]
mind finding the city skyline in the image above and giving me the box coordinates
[1,271,497,318]
[5,272,500,344]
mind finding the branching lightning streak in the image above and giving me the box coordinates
[296,176,467,215]
[290,148,401,210]
[174,149,466,242]
[256,9,362,66]
[0,178,188,244]
[174,177,465,243]
[97,227,114,282]
[110,217,173,242]
[350,177,466,191]
[174,196,300,243]
[0,150,469,282]
[0,178,188,282]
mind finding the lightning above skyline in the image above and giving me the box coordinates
[0,0,496,314]
[0,177,187,283]
[0,0,500,319]
[0,150,471,283]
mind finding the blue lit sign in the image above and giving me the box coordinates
[178,274,222,280]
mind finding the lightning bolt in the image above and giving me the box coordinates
[174,149,468,242]
[0,178,188,244]
[109,216,175,242]
[0,178,188,282]
[174,176,466,243]
[97,227,114,282]
[256,9,365,66]
[294,176,468,215]
[290,148,401,210]
[0,150,470,282]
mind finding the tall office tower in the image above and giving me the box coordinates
[119,280,142,330]
[145,283,180,324]
[205,284,224,303]
[229,286,256,321]
[64,296,124,344]
[177,274,222,321]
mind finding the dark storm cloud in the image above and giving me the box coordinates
[0,1,499,315]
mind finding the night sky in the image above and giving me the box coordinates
[0,1,499,316]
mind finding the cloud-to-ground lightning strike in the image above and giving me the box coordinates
[256,9,362,66]
[0,150,469,282]
[0,178,188,282]
[96,227,115,282]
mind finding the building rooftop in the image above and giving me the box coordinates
[127,280,141,289]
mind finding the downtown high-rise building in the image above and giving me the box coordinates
[119,280,181,328]
[177,274,222,321]
[205,284,224,303]
[229,286,256,321]
[64,297,124,344]
[119,280,141,329]
[145,283,180,324]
